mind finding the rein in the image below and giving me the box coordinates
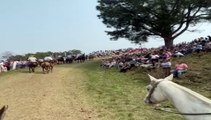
[154,107,211,116]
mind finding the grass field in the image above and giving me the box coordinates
[69,52,211,120]
[1,52,210,120]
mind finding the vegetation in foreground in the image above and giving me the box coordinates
[70,52,211,120]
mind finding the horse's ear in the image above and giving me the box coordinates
[164,74,173,81]
[148,74,157,82]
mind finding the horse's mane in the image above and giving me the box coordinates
[165,81,211,105]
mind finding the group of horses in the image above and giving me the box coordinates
[28,60,56,74]
[57,54,94,64]
[27,54,95,73]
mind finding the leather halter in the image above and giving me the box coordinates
[146,81,161,104]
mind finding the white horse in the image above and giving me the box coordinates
[144,74,211,120]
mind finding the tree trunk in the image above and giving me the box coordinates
[164,38,174,49]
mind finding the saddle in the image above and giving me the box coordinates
[41,62,51,67]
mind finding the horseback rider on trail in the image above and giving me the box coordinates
[28,56,37,63]
[27,55,38,73]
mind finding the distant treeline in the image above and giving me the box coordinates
[7,49,82,61]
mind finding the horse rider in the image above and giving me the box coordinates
[27,56,38,72]
[44,56,56,64]
[41,56,54,73]
[27,56,38,66]
[44,56,53,62]
[28,56,37,63]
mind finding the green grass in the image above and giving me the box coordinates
[1,52,210,120]
[70,53,211,120]
[70,61,184,120]
[171,53,211,98]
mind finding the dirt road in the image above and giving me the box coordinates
[0,66,97,120]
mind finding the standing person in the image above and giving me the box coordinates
[12,61,17,70]
[4,60,11,71]
[150,52,159,67]
[161,58,172,77]
[160,50,172,77]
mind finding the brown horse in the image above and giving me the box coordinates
[40,61,54,74]
[0,105,8,120]
[27,62,38,73]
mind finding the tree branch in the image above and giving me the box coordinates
[172,5,202,39]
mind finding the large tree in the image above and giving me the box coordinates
[96,0,211,48]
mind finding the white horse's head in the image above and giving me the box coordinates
[144,74,173,104]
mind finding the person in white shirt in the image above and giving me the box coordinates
[28,56,37,63]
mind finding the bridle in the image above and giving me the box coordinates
[146,81,161,104]
[146,81,211,116]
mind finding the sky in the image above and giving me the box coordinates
[0,0,211,56]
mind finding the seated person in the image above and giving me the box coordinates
[109,59,117,68]
[173,61,188,78]
[100,60,110,69]
[119,62,131,73]
[173,51,184,58]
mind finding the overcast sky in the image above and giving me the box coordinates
[0,0,211,56]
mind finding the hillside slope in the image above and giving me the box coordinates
[75,52,211,120]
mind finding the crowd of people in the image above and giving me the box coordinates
[0,60,28,73]
[1,35,211,77]
[0,56,55,73]
[100,35,211,78]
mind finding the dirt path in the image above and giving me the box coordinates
[0,67,97,120]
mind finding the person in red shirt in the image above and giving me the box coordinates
[173,61,188,78]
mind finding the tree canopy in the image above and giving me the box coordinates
[96,0,211,48]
